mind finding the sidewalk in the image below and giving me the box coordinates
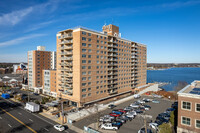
[40,111,83,133]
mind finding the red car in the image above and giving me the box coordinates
[109,113,120,117]
[118,109,127,113]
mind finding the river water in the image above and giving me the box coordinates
[147,67,200,91]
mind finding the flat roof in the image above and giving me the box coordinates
[57,26,146,47]
[178,80,200,98]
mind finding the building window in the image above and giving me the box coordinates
[88,49,92,53]
[88,44,92,47]
[88,55,91,58]
[82,54,86,58]
[82,66,86,69]
[88,33,91,36]
[82,94,86,98]
[182,117,190,126]
[82,60,86,63]
[82,72,86,75]
[182,101,191,110]
[196,120,200,128]
[82,89,86,92]
[82,49,86,52]
[82,83,86,86]
[82,43,86,46]
[88,38,91,41]
[82,37,86,41]
[196,103,200,112]
[82,31,86,35]
[88,93,91,96]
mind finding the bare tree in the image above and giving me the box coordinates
[174,81,188,100]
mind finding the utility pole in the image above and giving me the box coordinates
[60,93,64,124]
[144,111,147,133]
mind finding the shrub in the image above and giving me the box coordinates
[170,111,175,126]
[159,123,172,133]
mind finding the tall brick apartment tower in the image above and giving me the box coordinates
[28,46,56,88]
[56,24,147,107]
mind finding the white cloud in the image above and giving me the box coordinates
[25,20,55,32]
[0,34,46,47]
[0,7,33,26]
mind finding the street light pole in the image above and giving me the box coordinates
[60,93,64,124]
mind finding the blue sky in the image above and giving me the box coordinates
[0,0,200,63]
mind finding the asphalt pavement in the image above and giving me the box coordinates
[0,97,76,133]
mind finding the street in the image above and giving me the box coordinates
[0,98,76,133]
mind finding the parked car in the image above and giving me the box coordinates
[130,104,139,108]
[158,113,170,118]
[118,109,127,113]
[116,118,126,123]
[54,124,65,131]
[149,123,158,130]
[120,115,132,121]
[104,115,115,119]
[166,108,175,113]
[112,121,122,127]
[126,113,135,118]
[103,118,113,123]
[112,110,123,115]
[156,116,169,123]
[138,128,153,133]
[109,113,120,117]
[143,98,151,102]
[124,107,133,111]
[155,119,163,125]
[108,104,116,109]
[137,100,145,104]
[101,123,118,130]
[135,110,143,114]
[152,100,160,103]
[127,111,137,116]
[134,94,141,99]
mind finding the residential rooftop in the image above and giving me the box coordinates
[178,80,200,98]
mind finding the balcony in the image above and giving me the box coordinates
[108,39,113,43]
[59,40,73,45]
[59,57,73,60]
[108,44,113,47]
[59,62,73,66]
[59,51,73,55]
[59,46,73,50]
[60,34,73,39]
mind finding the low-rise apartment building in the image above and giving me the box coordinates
[177,80,200,133]
[42,69,57,97]
[28,46,56,88]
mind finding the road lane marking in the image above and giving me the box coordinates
[44,128,49,131]
[18,112,22,115]
[0,117,2,119]
[0,107,37,133]
[10,107,13,109]
[8,124,12,127]
[29,119,33,122]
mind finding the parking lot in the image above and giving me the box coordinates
[73,96,173,133]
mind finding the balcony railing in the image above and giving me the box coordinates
[60,34,73,39]
[59,52,73,55]
[59,46,73,50]
[59,57,73,60]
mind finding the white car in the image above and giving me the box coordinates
[137,100,145,104]
[101,123,118,130]
[54,124,65,131]
[126,113,135,118]
[130,104,139,108]
[134,94,141,99]
[149,123,158,130]
[127,111,137,116]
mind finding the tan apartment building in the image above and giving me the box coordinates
[56,24,147,107]
[42,70,57,97]
[28,46,56,89]
[177,80,200,133]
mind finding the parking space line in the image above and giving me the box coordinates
[44,128,49,131]
[8,124,12,127]
[18,112,22,115]
[29,119,33,122]
[0,117,2,119]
